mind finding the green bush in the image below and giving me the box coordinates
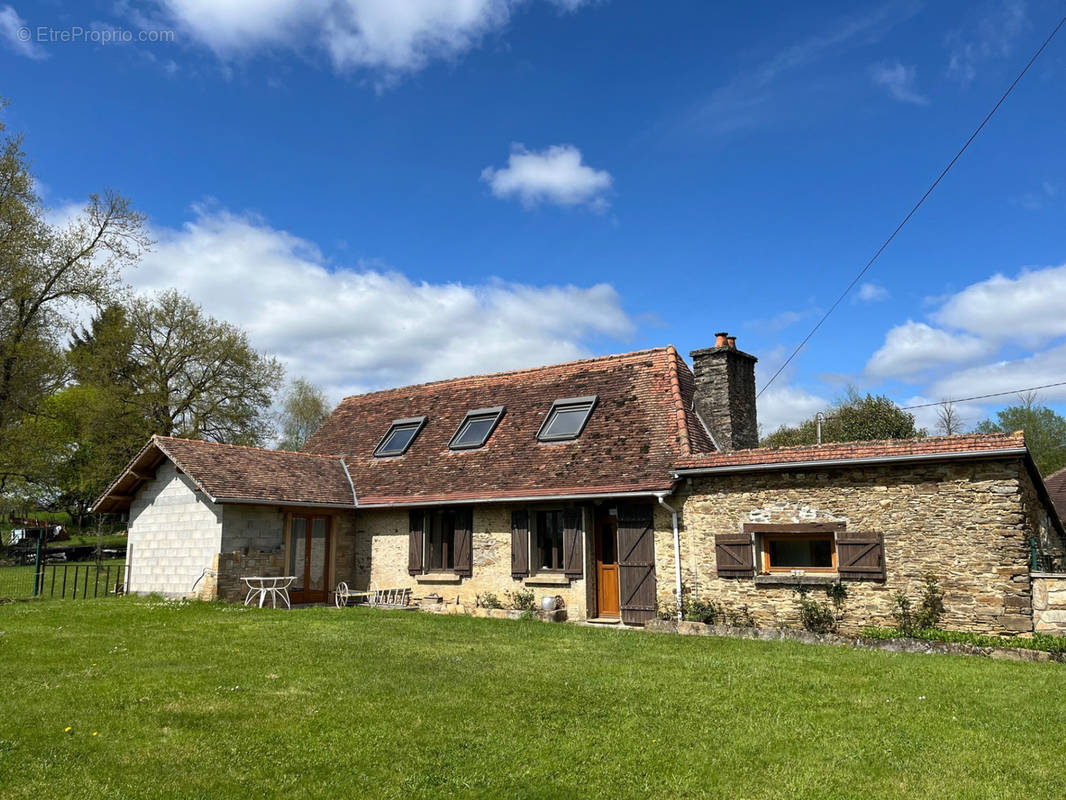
[477,592,504,610]
[892,574,945,635]
[506,588,536,612]
[794,583,847,634]
[726,605,755,628]
[684,596,723,625]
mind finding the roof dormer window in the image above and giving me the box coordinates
[537,396,597,442]
[373,416,426,457]
[449,407,505,450]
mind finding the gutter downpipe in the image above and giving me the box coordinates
[655,492,682,621]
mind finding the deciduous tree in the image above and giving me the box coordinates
[277,378,332,451]
[761,388,925,448]
[975,394,1066,476]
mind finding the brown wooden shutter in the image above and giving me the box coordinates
[562,508,584,579]
[715,533,754,578]
[408,510,424,576]
[511,509,529,579]
[837,532,885,581]
[453,508,473,577]
[617,504,656,625]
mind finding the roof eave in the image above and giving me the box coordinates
[355,486,676,509]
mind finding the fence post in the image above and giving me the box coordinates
[33,535,43,597]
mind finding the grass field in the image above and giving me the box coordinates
[1,599,1065,799]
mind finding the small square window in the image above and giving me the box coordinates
[449,407,505,450]
[761,534,836,572]
[537,396,597,442]
[373,416,426,457]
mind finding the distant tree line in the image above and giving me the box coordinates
[0,101,332,529]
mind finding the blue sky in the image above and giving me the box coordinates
[2,0,1065,434]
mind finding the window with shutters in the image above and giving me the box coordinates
[535,510,565,571]
[409,507,473,577]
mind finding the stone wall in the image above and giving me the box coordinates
[1032,573,1066,634]
[127,461,222,597]
[355,503,596,619]
[1019,467,1066,571]
[671,457,1055,636]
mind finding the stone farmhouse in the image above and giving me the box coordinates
[93,335,1066,635]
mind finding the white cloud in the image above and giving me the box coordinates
[481,144,612,210]
[870,60,928,105]
[130,206,635,399]
[158,0,593,77]
[857,282,889,302]
[932,263,1066,347]
[865,321,991,380]
[946,0,1027,84]
[757,384,828,434]
[925,343,1066,407]
[0,5,47,59]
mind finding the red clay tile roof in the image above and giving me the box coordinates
[92,435,355,513]
[674,432,1028,472]
[1043,466,1066,521]
[303,347,709,504]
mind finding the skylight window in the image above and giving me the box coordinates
[537,396,597,442]
[449,407,505,450]
[373,416,426,457]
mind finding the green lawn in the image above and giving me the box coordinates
[1,599,1064,799]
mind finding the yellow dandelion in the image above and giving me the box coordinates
[64,727,72,734]
[92,732,98,737]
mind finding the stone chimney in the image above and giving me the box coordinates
[690,333,758,451]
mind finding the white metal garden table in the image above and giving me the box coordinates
[242,576,296,609]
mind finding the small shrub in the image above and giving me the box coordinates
[726,604,756,628]
[684,596,722,625]
[506,588,536,612]
[477,592,503,610]
[892,574,945,636]
[916,574,945,630]
[794,582,847,635]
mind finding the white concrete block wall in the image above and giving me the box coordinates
[221,504,286,557]
[127,461,223,597]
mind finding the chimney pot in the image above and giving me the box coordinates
[726,336,737,350]
[714,331,729,347]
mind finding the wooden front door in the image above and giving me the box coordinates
[288,514,331,604]
[596,518,620,618]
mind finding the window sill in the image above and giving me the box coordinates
[754,574,839,587]
[415,572,463,584]
[524,573,572,586]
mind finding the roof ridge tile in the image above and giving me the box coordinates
[336,347,670,403]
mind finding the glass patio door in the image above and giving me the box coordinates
[288,515,331,604]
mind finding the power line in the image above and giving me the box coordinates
[806,380,1066,426]
[756,13,1066,400]
[899,381,1066,411]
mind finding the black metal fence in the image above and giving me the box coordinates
[0,539,128,601]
